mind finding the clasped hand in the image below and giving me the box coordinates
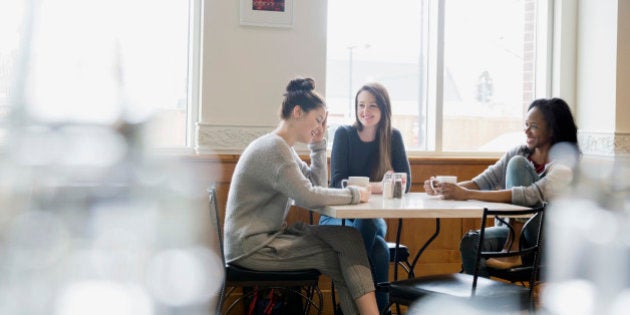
[423,177,467,200]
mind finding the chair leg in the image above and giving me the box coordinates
[528,280,543,313]
[223,286,323,315]
[331,282,341,315]
[224,287,255,315]
[303,286,313,315]
[398,261,411,277]
[215,283,226,315]
[302,286,322,315]
[313,285,324,315]
[293,285,323,315]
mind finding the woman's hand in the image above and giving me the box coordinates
[424,178,439,195]
[310,111,328,143]
[357,186,371,203]
[439,182,469,200]
[369,182,382,194]
[371,170,394,194]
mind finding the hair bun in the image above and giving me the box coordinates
[286,77,315,93]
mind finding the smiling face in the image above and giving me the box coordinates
[356,90,382,130]
[524,107,552,151]
[295,105,327,143]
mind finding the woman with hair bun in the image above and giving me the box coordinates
[224,77,379,314]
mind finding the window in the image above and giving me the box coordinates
[0,1,26,144]
[326,0,550,153]
[0,0,200,148]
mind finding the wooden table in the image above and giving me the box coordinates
[317,193,531,279]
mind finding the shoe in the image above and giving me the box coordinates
[486,255,523,269]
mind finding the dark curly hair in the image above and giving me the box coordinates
[280,77,326,119]
[528,98,579,148]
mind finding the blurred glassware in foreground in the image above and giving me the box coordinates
[0,1,223,314]
[0,123,224,315]
[404,143,630,315]
[542,145,630,315]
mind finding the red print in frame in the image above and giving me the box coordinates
[252,0,285,12]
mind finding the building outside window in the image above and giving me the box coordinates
[326,0,549,153]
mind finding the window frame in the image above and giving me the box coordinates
[186,0,203,149]
[422,0,554,157]
[154,0,202,154]
[0,1,203,153]
[325,0,556,158]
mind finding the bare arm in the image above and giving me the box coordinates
[370,181,383,194]
[440,182,512,203]
[458,180,479,190]
[424,179,480,195]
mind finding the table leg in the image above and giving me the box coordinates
[408,218,441,278]
[393,218,403,281]
[331,218,346,315]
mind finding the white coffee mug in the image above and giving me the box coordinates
[430,175,458,191]
[341,176,370,189]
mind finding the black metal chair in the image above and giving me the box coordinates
[386,219,413,315]
[209,186,323,315]
[486,211,544,289]
[388,217,413,280]
[382,205,545,314]
[388,242,412,276]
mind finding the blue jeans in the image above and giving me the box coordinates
[460,155,540,276]
[319,216,390,311]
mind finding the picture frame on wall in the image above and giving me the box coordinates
[240,0,293,28]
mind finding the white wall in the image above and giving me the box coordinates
[572,0,630,156]
[575,0,617,133]
[616,0,630,133]
[197,0,328,153]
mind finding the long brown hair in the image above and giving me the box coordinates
[353,82,393,181]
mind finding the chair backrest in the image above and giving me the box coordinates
[208,186,227,314]
[208,186,226,264]
[520,211,544,265]
[209,187,324,315]
[472,205,546,295]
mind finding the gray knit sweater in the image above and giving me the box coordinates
[472,145,573,206]
[224,133,361,262]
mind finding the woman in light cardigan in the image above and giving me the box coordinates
[224,77,379,315]
[425,98,579,275]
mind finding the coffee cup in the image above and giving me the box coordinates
[341,176,370,189]
[430,175,457,191]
